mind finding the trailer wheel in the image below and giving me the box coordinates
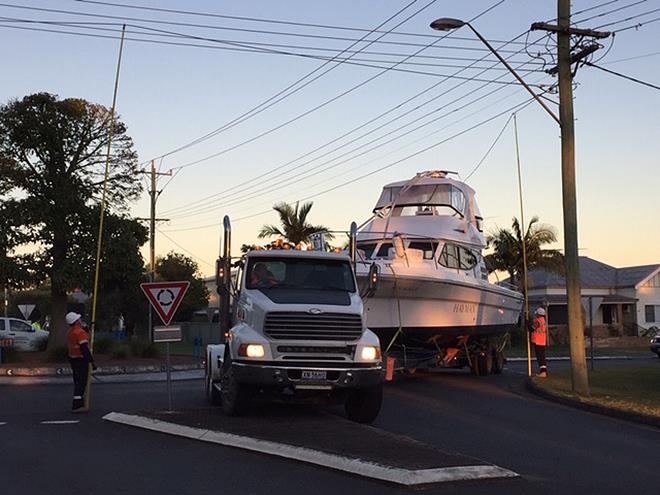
[492,350,505,374]
[345,384,383,424]
[477,351,493,375]
[220,359,251,416]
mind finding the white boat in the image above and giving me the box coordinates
[354,171,523,371]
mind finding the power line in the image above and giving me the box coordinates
[612,14,660,31]
[574,0,648,23]
[585,61,660,90]
[156,228,214,267]
[160,29,545,217]
[595,5,660,28]
[602,50,660,63]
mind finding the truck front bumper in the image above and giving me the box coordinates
[232,360,382,390]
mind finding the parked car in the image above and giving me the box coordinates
[0,317,49,352]
[650,335,660,359]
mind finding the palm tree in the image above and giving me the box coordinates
[485,216,563,291]
[258,201,333,245]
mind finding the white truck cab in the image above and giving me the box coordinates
[206,218,383,423]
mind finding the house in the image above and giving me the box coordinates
[526,256,660,337]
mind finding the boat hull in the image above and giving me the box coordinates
[357,272,523,348]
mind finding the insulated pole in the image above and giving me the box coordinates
[149,160,155,341]
[513,114,532,376]
[558,0,589,395]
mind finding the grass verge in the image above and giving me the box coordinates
[533,363,660,417]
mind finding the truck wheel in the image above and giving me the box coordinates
[492,350,505,374]
[206,362,221,406]
[220,361,251,416]
[345,384,382,424]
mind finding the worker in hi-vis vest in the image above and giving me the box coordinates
[66,312,96,412]
[529,307,548,378]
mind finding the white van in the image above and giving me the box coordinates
[0,317,49,352]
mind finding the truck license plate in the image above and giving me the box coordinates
[301,370,327,380]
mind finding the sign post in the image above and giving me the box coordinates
[141,281,190,411]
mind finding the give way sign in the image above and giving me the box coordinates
[140,281,190,326]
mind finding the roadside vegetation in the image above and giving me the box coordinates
[533,363,660,417]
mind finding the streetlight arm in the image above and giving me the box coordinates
[465,23,561,125]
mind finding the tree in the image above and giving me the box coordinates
[0,93,142,347]
[258,201,333,245]
[485,216,564,293]
[155,252,209,321]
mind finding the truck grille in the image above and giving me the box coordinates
[264,312,363,341]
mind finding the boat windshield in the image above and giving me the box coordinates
[246,257,356,292]
[373,184,466,217]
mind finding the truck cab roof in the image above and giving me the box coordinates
[245,249,351,262]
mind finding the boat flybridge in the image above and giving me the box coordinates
[354,170,523,376]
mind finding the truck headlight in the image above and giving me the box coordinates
[360,346,381,361]
[239,344,265,358]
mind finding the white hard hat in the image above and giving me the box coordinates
[535,307,546,316]
[65,312,82,325]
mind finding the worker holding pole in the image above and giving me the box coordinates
[529,307,548,378]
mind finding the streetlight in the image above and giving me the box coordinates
[430,18,559,124]
[430,17,589,394]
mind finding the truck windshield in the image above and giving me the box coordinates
[246,257,356,292]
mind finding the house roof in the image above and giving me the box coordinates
[527,257,660,289]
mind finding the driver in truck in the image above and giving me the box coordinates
[250,262,278,288]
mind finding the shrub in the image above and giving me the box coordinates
[95,336,116,354]
[129,338,160,358]
[47,346,69,363]
[111,346,128,359]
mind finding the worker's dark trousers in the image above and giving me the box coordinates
[534,345,547,373]
[69,358,88,410]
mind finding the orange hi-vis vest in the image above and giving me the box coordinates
[67,323,90,359]
[531,315,547,346]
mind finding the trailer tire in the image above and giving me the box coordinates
[477,351,493,375]
[220,360,251,416]
[492,350,505,374]
[345,384,382,424]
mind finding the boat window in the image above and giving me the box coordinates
[475,216,484,232]
[356,243,377,259]
[438,244,477,270]
[408,241,438,260]
[373,184,467,217]
[375,242,393,258]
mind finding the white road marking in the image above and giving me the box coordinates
[0,422,7,426]
[103,412,519,485]
[40,420,80,425]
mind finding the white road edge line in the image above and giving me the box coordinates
[40,420,80,425]
[103,412,518,485]
[0,422,7,426]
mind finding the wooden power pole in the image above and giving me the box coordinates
[532,1,610,395]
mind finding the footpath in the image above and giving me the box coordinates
[0,352,204,385]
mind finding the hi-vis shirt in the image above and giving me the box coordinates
[531,315,547,346]
[67,323,90,359]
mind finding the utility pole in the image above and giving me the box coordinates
[532,1,610,396]
[138,160,171,339]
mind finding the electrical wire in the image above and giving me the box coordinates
[612,14,660,31]
[156,228,214,268]
[574,0,647,23]
[584,61,660,90]
[601,50,660,63]
[595,6,660,28]
[160,29,546,217]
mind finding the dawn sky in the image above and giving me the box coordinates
[1,0,658,276]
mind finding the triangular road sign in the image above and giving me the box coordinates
[140,281,190,326]
[18,304,36,320]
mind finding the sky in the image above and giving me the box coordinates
[1,0,659,277]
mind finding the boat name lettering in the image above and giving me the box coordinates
[453,303,476,313]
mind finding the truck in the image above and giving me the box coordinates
[205,217,383,423]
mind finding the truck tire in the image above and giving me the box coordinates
[206,362,221,406]
[477,351,493,375]
[345,384,383,424]
[220,360,251,416]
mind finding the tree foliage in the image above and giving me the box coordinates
[155,252,209,321]
[258,201,333,245]
[485,216,564,291]
[0,93,143,346]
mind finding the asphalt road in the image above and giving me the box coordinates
[1,359,658,495]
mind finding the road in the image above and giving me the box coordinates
[1,359,658,495]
